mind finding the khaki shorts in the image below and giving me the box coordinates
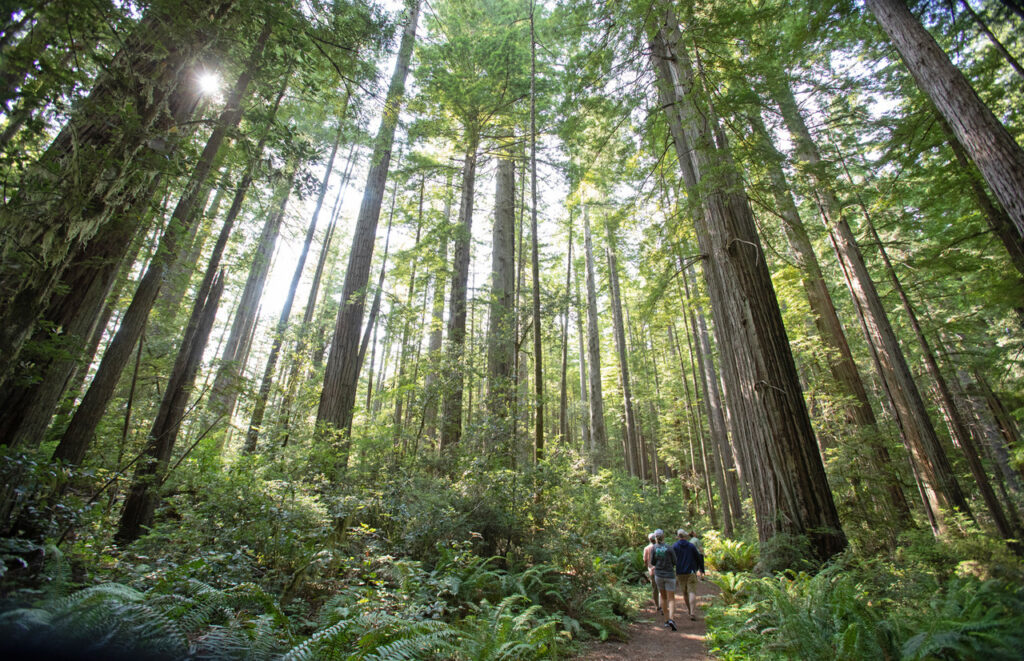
[676,572,698,593]
[654,574,676,592]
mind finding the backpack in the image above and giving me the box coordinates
[652,543,673,572]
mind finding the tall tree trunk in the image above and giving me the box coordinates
[864,0,1024,239]
[357,183,398,415]
[686,269,740,534]
[972,369,1024,486]
[582,205,608,469]
[957,0,1024,80]
[317,0,419,464]
[932,110,1024,280]
[559,221,573,445]
[0,175,160,449]
[52,33,263,467]
[440,135,480,450]
[421,174,452,445]
[529,4,544,465]
[246,122,343,453]
[0,2,235,382]
[205,166,296,441]
[575,261,591,461]
[774,74,969,533]
[605,220,639,477]
[651,13,845,561]
[277,112,351,443]
[851,178,1014,539]
[393,179,425,451]
[749,110,911,526]
[115,271,225,542]
[487,159,517,439]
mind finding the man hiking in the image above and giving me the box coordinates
[651,529,678,630]
[673,529,700,621]
[643,532,660,612]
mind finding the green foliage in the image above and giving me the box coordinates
[452,594,567,660]
[706,534,759,573]
[705,537,1024,661]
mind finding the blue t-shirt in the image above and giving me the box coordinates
[673,538,699,574]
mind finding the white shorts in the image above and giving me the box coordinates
[654,574,676,592]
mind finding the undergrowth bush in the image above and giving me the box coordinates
[705,533,758,573]
[705,535,1024,661]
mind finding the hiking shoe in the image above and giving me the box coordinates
[689,614,697,621]
[664,619,677,631]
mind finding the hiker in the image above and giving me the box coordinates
[673,529,700,621]
[642,532,660,612]
[651,529,678,631]
[689,530,705,579]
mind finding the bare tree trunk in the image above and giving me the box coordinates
[605,219,640,477]
[277,111,351,443]
[651,13,845,560]
[575,262,591,461]
[357,182,398,416]
[851,182,1014,539]
[440,136,480,450]
[206,167,296,442]
[317,1,420,465]
[487,159,517,442]
[864,0,1024,238]
[246,120,344,453]
[529,5,544,465]
[0,176,159,449]
[52,34,262,466]
[394,179,425,450]
[957,0,1024,81]
[774,74,969,533]
[559,221,573,444]
[972,369,1024,487]
[115,271,225,543]
[749,110,910,526]
[932,110,1024,280]
[686,270,739,535]
[421,175,452,445]
[582,205,608,469]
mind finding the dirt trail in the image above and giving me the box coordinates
[578,579,719,660]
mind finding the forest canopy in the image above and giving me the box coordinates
[1,0,1023,658]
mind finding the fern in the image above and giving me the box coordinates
[452,594,565,661]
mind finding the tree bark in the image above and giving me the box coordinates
[864,0,1024,240]
[0,1,235,382]
[246,123,343,453]
[749,110,911,526]
[582,205,608,470]
[317,0,419,463]
[115,270,225,543]
[957,0,1024,81]
[774,73,969,533]
[529,5,544,466]
[575,257,591,462]
[440,135,479,450]
[205,166,296,441]
[52,34,261,467]
[487,159,517,435]
[421,174,452,446]
[559,221,573,445]
[605,220,640,477]
[0,177,159,449]
[651,13,845,561]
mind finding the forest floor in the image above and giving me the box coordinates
[578,578,720,660]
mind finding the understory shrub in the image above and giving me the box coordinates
[705,538,1024,661]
